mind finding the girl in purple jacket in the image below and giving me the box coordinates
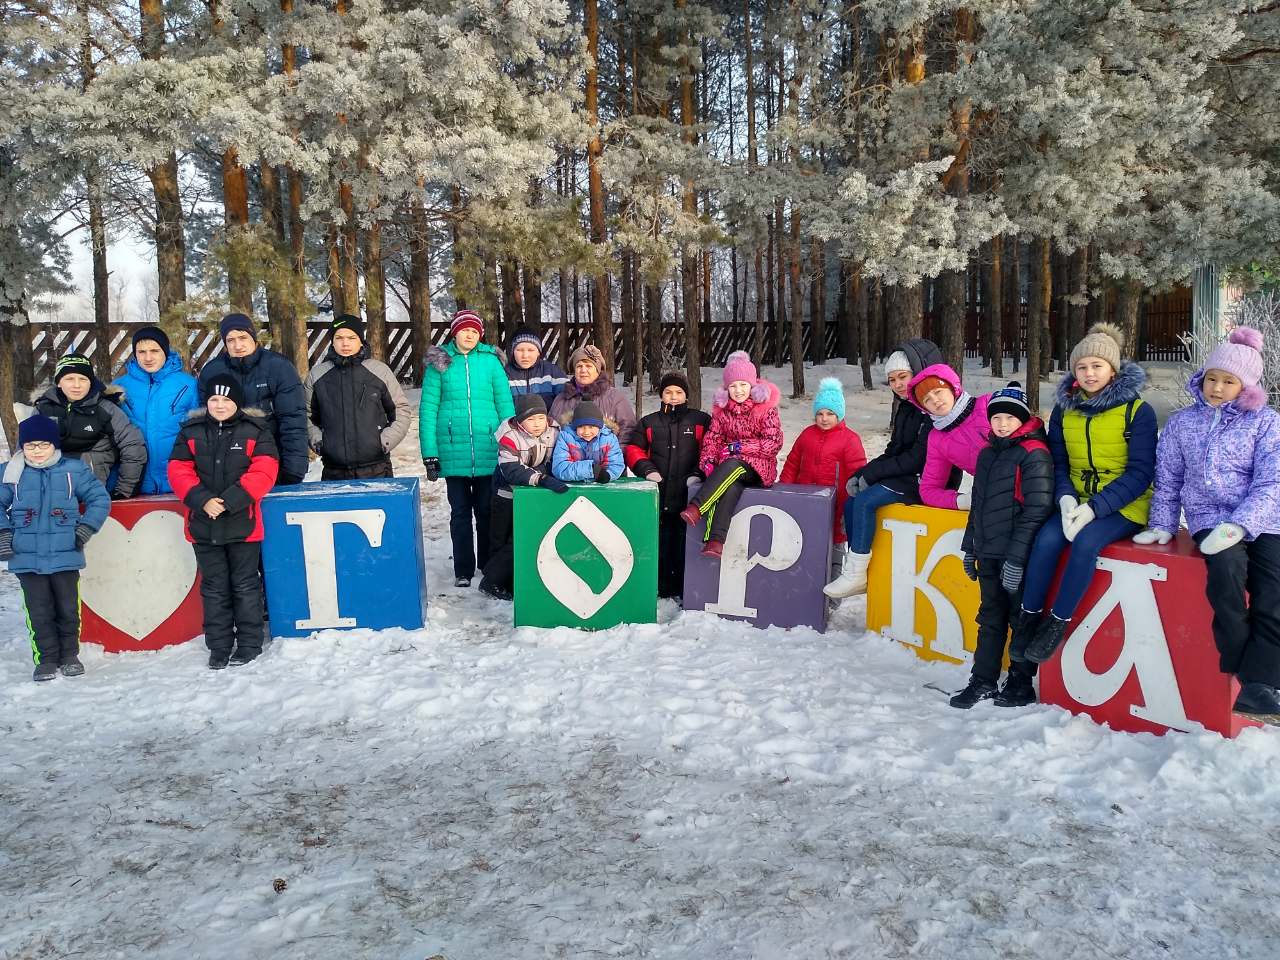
[1135,326,1280,718]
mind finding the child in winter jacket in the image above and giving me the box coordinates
[953,382,1054,709]
[479,394,567,601]
[168,374,279,670]
[908,363,990,511]
[826,339,941,599]
[113,326,200,495]
[37,352,147,499]
[679,352,783,559]
[780,377,867,553]
[548,344,638,445]
[1012,323,1157,666]
[506,329,569,403]
[551,402,625,483]
[419,310,516,587]
[624,372,712,598]
[0,415,110,681]
[1134,327,1280,718]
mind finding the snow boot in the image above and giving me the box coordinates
[949,677,997,709]
[994,670,1036,708]
[823,552,871,599]
[700,539,724,559]
[679,504,702,526]
[454,577,472,588]
[208,652,230,670]
[32,661,58,682]
[1025,615,1071,664]
[1007,608,1041,662]
[479,579,513,602]
[229,649,259,667]
[1233,682,1280,719]
[59,657,85,678]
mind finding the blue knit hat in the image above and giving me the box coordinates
[571,401,604,429]
[812,377,846,420]
[18,415,61,449]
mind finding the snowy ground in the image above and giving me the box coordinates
[3,360,1278,960]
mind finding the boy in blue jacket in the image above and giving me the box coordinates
[0,415,111,681]
[551,402,625,484]
[114,326,200,494]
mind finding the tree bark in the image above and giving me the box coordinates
[677,0,701,403]
[258,162,291,354]
[892,284,924,342]
[363,221,387,361]
[810,238,827,365]
[938,265,967,375]
[222,147,253,314]
[645,281,663,392]
[584,0,614,372]
[500,260,523,344]
[988,237,1003,377]
[1115,279,1143,359]
[1003,235,1021,373]
[327,220,346,317]
[140,0,186,320]
[408,199,432,385]
[1026,239,1045,412]
[1069,245,1089,349]
[86,165,112,380]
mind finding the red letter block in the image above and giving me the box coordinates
[1038,532,1260,737]
[80,496,203,653]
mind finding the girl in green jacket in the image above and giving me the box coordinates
[420,310,516,586]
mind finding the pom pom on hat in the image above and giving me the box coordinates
[988,381,1031,425]
[1070,322,1124,373]
[723,350,757,387]
[812,377,846,420]
[1204,325,1265,388]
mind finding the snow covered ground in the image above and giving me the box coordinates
[3,360,1278,960]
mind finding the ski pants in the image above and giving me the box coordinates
[194,541,264,657]
[1197,530,1280,688]
[690,459,762,543]
[18,571,81,666]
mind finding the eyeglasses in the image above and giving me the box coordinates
[23,442,53,451]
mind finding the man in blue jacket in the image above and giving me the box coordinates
[198,313,309,486]
[114,326,200,495]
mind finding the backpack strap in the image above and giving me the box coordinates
[1122,398,1142,442]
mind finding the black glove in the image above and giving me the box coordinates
[593,462,611,484]
[961,552,977,581]
[110,490,131,501]
[0,529,14,561]
[75,524,94,549]
[539,474,570,494]
[422,458,441,482]
[278,471,305,487]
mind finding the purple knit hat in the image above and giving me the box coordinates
[723,350,757,387]
[1205,327,1264,387]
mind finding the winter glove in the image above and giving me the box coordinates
[1133,528,1173,546]
[1063,503,1095,542]
[1199,522,1246,556]
[422,458,441,482]
[847,475,868,497]
[645,471,663,482]
[539,474,570,494]
[278,471,305,487]
[593,461,612,484]
[1059,495,1079,538]
[74,524,94,549]
[961,553,977,581]
[1001,561,1024,594]
[0,529,13,561]
[955,492,972,511]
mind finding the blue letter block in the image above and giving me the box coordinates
[261,478,427,637]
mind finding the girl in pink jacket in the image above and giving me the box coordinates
[906,364,991,510]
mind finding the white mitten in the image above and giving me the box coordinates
[1199,522,1246,556]
[955,492,972,511]
[1059,495,1079,537]
[1063,503,1095,542]
[1132,528,1173,546]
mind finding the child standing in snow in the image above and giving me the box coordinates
[907,363,990,511]
[168,375,279,670]
[680,352,783,559]
[0,415,110,681]
[479,394,567,602]
[1012,323,1157,666]
[551,402,625,484]
[780,377,867,568]
[953,382,1054,709]
[1135,327,1280,718]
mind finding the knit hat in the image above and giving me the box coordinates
[912,375,953,406]
[571,401,604,428]
[813,377,846,419]
[509,329,544,355]
[884,351,912,378]
[515,393,548,423]
[988,381,1031,424]
[1204,326,1265,388]
[205,373,245,409]
[723,350,757,387]
[18,414,61,449]
[449,309,484,339]
[331,313,365,342]
[659,371,691,396]
[220,313,256,341]
[132,325,171,357]
[569,344,607,376]
[1070,322,1124,373]
[54,353,94,386]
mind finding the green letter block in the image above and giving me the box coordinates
[513,479,658,630]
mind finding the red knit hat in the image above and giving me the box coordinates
[449,309,485,339]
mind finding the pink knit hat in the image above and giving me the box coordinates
[1205,327,1264,387]
[723,350,757,387]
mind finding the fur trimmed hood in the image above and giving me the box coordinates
[183,406,269,423]
[427,340,504,372]
[1055,360,1147,413]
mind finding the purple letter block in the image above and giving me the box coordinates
[682,483,834,632]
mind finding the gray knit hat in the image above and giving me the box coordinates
[1070,322,1124,373]
[514,393,547,423]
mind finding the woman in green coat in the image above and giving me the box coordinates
[420,310,516,586]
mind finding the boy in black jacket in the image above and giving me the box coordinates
[624,372,711,599]
[954,382,1054,708]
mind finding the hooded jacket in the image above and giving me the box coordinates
[548,375,638,444]
[1148,372,1280,539]
[34,383,147,498]
[962,417,1054,564]
[0,453,110,574]
[305,345,411,470]
[780,422,868,543]
[419,341,516,477]
[624,403,712,513]
[198,346,308,482]
[114,351,200,495]
[856,338,943,500]
[699,379,784,485]
[492,418,560,498]
[551,424,625,482]
[906,364,990,510]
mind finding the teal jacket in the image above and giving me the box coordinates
[419,341,516,477]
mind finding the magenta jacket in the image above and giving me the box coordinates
[1148,372,1280,539]
[906,363,991,509]
[699,379,784,485]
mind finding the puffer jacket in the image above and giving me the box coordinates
[507,356,570,402]
[780,422,868,543]
[699,379,784,485]
[167,409,279,545]
[1049,361,1156,526]
[624,403,712,513]
[114,352,200,495]
[551,425,625,482]
[198,347,308,482]
[1148,372,1280,539]
[548,376,638,444]
[34,383,147,497]
[305,345,411,471]
[419,341,515,477]
[492,418,560,498]
[906,364,990,510]
[962,417,1055,564]
[857,338,942,500]
[0,453,110,574]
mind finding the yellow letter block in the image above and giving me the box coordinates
[865,503,981,664]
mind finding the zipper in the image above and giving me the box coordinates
[464,351,476,472]
[1083,415,1098,496]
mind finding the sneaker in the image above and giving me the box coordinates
[208,652,231,670]
[32,661,58,682]
[994,671,1036,707]
[700,539,724,559]
[229,650,259,667]
[1233,682,1280,717]
[949,678,997,709]
[478,580,513,602]
[1007,608,1041,662]
[454,577,472,588]
[59,657,85,678]
[1025,615,1071,664]
[679,505,702,526]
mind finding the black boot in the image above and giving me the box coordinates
[949,677,997,709]
[1233,682,1280,717]
[1007,608,1040,663]
[208,652,230,670]
[229,649,259,667]
[479,579,513,602]
[995,670,1036,707]
[1025,616,1071,664]
[59,656,85,678]
[33,661,58,682]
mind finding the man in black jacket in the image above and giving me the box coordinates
[198,314,309,486]
[304,314,411,480]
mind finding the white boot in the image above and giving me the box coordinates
[824,552,871,598]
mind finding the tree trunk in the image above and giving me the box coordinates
[258,162,290,351]
[558,267,571,370]
[789,204,804,397]
[1003,235,1021,373]
[1039,240,1053,380]
[854,272,872,389]
[0,314,20,451]
[620,252,635,382]
[140,0,186,321]
[500,260,523,343]
[282,165,308,372]
[327,220,346,317]
[86,165,112,380]
[938,266,967,375]
[363,221,387,361]
[892,284,924,341]
[522,264,543,335]
[408,199,432,385]
[1069,245,1089,349]
[645,282,663,391]
[810,237,826,365]
[988,237,1003,377]
[338,184,359,315]
[677,0,701,403]
[223,147,253,314]
[774,200,788,366]
[1026,239,1045,412]
[753,250,766,364]
[1115,279,1143,359]
[584,0,614,372]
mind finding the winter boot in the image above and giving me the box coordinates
[454,577,472,588]
[823,552,871,599]
[59,656,85,678]
[679,504,702,526]
[32,661,58,682]
[1233,682,1280,718]
[949,677,997,709]
[208,652,231,670]
[479,579,513,602]
[1007,608,1041,662]
[700,539,724,559]
[994,670,1036,708]
[229,649,260,667]
[1025,615,1071,664]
